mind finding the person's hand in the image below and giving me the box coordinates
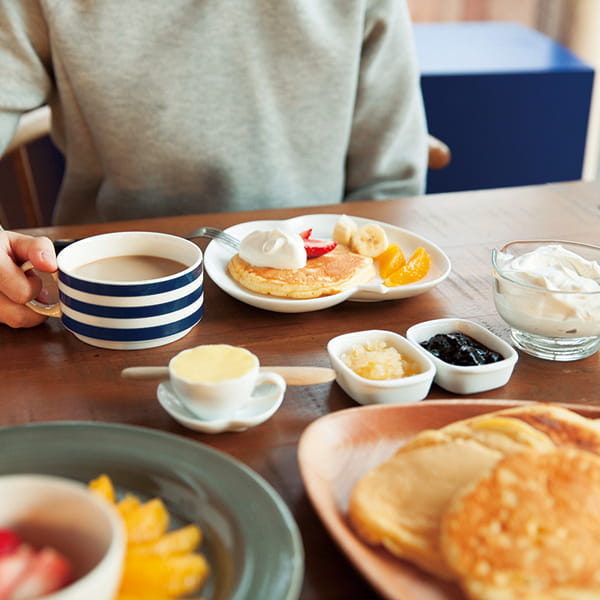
[0,231,57,328]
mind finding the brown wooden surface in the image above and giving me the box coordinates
[4,180,600,599]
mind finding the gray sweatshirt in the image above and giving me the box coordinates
[0,0,427,225]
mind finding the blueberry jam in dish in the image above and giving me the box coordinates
[420,332,503,366]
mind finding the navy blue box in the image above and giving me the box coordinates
[414,22,595,194]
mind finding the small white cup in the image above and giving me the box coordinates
[169,344,286,420]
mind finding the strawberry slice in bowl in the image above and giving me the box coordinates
[0,541,73,600]
[0,475,125,600]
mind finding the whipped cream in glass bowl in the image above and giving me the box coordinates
[492,240,600,361]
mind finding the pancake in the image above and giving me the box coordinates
[489,403,600,455]
[441,447,600,600]
[227,246,375,299]
[347,414,555,579]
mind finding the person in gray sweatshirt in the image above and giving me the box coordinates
[0,0,427,327]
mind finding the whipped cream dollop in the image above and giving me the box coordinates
[239,228,307,269]
[494,244,600,337]
[500,244,600,293]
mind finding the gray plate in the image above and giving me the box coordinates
[0,421,304,600]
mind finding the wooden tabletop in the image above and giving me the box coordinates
[4,180,600,599]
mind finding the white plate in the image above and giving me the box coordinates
[157,380,284,433]
[203,214,451,313]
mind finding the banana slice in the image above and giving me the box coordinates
[332,215,358,247]
[351,223,388,257]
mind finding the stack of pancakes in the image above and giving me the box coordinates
[348,403,600,599]
[228,246,375,299]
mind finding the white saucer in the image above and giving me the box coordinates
[157,380,285,433]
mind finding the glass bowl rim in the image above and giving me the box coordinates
[492,239,600,295]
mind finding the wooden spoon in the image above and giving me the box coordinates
[121,365,336,386]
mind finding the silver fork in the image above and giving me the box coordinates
[185,226,240,250]
[53,227,241,254]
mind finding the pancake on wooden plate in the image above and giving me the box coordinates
[227,246,375,299]
[347,412,556,579]
[487,403,600,455]
[441,447,600,600]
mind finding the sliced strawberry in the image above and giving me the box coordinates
[298,228,312,240]
[9,547,73,599]
[303,238,337,259]
[0,545,35,600]
[0,530,21,556]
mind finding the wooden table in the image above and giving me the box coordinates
[4,180,600,599]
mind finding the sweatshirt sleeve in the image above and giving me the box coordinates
[343,0,427,201]
[0,1,53,155]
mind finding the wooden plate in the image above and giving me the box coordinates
[297,399,600,600]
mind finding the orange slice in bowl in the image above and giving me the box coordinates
[376,243,406,279]
[383,247,431,286]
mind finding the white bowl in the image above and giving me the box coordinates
[406,318,518,395]
[0,474,125,600]
[327,330,435,405]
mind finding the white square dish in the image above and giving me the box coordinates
[327,330,435,405]
[406,318,518,395]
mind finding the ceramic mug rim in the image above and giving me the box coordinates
[56,231,203,288]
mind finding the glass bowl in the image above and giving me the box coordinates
[491,240,600,361]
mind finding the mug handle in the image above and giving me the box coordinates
[252,371,287,404]
[20,261,61,318]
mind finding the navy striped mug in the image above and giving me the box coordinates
[24,231,204,350]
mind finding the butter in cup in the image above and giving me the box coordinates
[169,344,286,421]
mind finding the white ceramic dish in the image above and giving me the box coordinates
[406,318,518,395]
[203,214,451,313]
[0,474,125,600]
[327,330,435,405]
[157,380,285,433]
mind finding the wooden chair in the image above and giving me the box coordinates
[1,106,52,228]
[1,106,450,228]
[427,134,451,170]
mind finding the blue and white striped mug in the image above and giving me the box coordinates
[23,231,204,350]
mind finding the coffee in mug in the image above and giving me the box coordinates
[72,255,188,282]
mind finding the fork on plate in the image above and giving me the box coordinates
[183,226,241,250]
[52,226,241,254]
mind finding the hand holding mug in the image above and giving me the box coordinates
[0,231,57,328]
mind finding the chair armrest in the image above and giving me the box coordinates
[3,106,52,157]
[428,134,451,170]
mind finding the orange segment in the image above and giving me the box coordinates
[116,595,203,600]
[87,474,209,599]
[383,247,431,286]
[376,243,406,278]
[117,494,142,517]
[122,498,170,544]
[119,553,210,597]
[128,524,202,557]
[88,474,116,503]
